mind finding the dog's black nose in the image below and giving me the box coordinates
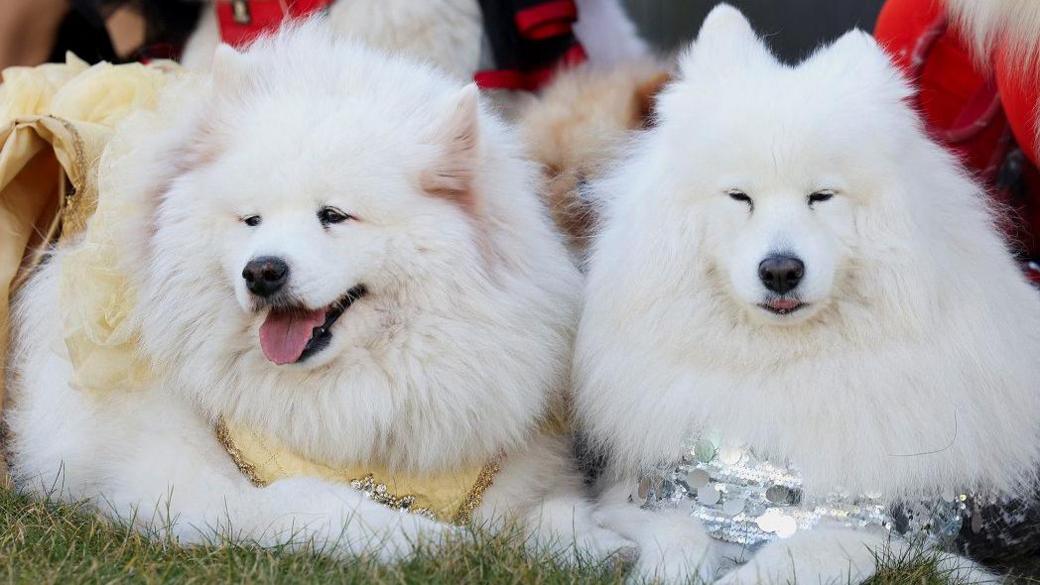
[242,256,289,297]
[758,255,804,294]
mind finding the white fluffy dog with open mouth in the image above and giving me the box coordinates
[576,5,1040,583]
[5,23,629,562]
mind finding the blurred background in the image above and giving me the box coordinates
[0,0,888,71]
[626,0,886,62]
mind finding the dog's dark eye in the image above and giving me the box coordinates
[242,215,262,227]
[318,206,354,226]
[727,190,753,209]
[808,190,835,206]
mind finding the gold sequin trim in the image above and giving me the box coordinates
[348,474,434,520]
[452,455,503,525]
[214,419,267,488]
[215,418,503,525]
[51,115,95,240]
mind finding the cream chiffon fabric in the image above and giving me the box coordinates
[0,55,176,482]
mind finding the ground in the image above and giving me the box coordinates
[5,487,1037,585]
[0,486,623,584]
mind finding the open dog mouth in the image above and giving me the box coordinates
[258,285,367,365]
[758,297,804,316]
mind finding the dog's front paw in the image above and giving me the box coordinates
[593,504,719,584]
[714,534,1002,585]
[532,524,638,567]
[261,477,462,562]
[522,495,637,565]
[571,523,639,566]
[357,508,464,562]
[713,528,886,585]
[626,520,718,583]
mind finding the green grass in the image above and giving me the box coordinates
[1,486,1035,585]
[0,487,625,584]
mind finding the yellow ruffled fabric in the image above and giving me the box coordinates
[0,54,173,121]
[0,56,179,447]
[60,223,152,395]
[0,55,90,120]
[47,58,174,394]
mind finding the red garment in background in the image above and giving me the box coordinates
[216,0,333,48]
[213,0,584,92]
[875,0,1040,259]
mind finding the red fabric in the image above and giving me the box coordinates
[876,0,1040,256]
[875,0,1007,178]
[474,43,585,91]
[473,69,530,91]
[515,1,578,41]
[996,54,1040,252]
[996,50,1040,167]
[519,20,571,41]
[216,0,333,48]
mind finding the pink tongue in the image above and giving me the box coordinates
[259,308,326,365]
[769,298,801,311]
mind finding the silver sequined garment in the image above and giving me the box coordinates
[636,435,968,549]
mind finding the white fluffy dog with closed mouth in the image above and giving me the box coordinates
[576,5,1040,583]
[5,23,628,562]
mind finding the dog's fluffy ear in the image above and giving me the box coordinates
[680,4,775,77]
[814,29,913,102]
[421,83,481,213]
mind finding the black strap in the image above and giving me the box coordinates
[477,0,577,72]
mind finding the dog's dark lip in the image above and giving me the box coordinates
[295,284,367,363]
[758,298,805,316]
